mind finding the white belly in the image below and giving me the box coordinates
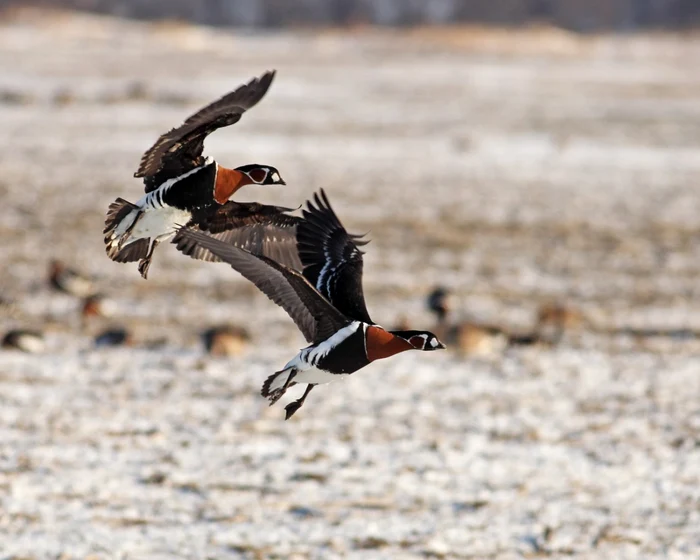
[266,363,350,393]
[130,205,191,241]
[294,367,350,386]
[111,209,139,239]
[267,322,363,393]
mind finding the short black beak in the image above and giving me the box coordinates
[279,179,287,185]
[436,341,446,350]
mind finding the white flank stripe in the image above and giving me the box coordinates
[273,322,362,388]
[300,322,361,366]
[133,156,213,209]
[108,157,213,249]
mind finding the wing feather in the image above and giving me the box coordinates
[297,189,373,324]
[136,71,275,191]
[173,228,349,344]
[177,201,302,270]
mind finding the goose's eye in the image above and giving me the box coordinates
[248,169,267,183]
[409,334,427,348]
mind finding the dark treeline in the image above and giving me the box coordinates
[8,0,700,31]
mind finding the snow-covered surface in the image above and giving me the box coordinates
[1,9,699,558]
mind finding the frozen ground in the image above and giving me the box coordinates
[1,9,699,559]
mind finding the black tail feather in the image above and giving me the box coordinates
[261,373,276,397]
[261,367,296,403]
[111,238,150,263]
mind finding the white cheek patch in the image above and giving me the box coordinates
[271,172,280,182]
[430,338,438,348]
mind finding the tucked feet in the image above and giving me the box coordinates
[284,385,314,420]
[284,401,302,420]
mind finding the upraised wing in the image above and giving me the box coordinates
[172,228,350,344]
[297,189,373,324]
[136,70,276,191]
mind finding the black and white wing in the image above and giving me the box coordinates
[177,201,302,270]
[297,189,373,324]
[172,228,350,345]
[136,71,275,191]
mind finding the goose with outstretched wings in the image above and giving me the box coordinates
[104,70,296,278]
[173,189,445,419]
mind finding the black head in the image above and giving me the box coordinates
[427,287,451,321]
[235,164,286,186]
[391,330,446,351]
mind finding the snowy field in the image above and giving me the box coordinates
[1,9,700,558]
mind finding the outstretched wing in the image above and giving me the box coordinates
[297,189,373,324]
[173,228,350,345]
[136,70,276,191]
[176,201,303,270]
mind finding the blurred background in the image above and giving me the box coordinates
[1,2,699,559]
[7,0,700,29]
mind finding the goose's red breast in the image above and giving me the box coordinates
[365,326,413,362]
[213,166,253,204]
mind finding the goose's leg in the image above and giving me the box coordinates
[137,239,159,279]
[284,384,314,420]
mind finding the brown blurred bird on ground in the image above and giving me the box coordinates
[427,287,586,353]
[201,325,251,357]
[426,287,507,356]
[2,329,45,353]
[49,259,96,297]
